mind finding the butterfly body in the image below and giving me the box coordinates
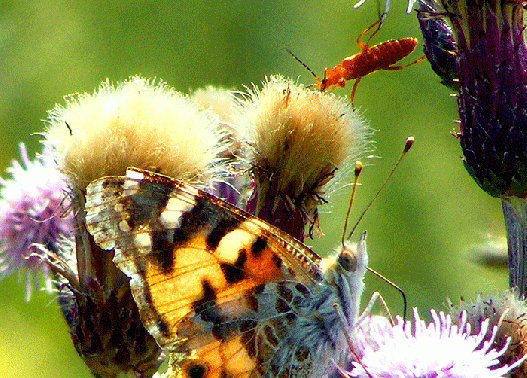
[85,168,367,378]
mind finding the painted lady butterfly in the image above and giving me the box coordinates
[85,167,368,378]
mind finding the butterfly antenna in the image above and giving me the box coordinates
[341,162,363,247]
[348,136,414,239]
[284,48,321,82]
[377,0,391,25]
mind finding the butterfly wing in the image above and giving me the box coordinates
[85,168,323,377]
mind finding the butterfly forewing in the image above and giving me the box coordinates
[85,168,322,351]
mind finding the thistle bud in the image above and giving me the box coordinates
[416,0,458,91]
[423,0,527,199]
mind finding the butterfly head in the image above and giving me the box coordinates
[317,232,368,335]
[320,232,368,284]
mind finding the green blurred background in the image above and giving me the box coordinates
[0,1,507,377]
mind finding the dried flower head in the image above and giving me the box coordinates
[46,76,229,190]
[349,309,525,378]
[0,143,73,300]
[191,86,237,125]
[235,76,371,240]
[42,76,244,377]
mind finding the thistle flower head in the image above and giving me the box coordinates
[191,86,237,125]
[42,77,239,377]
[349,309,525,378]
[449,290,527,377]
[416,0,458,91]
[191,86,250,207]
[418,0,527,199]
[235,76,371,240]
[46,76,229,190]
[0,143,73,300]
[59,276,163,378]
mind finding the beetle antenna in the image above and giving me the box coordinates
[284,48,321,83]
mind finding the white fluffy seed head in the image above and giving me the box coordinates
[234,76,372,214]
[191,86,237,125]
[45,77,229,190]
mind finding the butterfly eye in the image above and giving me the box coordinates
[337,251,357,272]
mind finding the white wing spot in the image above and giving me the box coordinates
[160,197,195,228]
[127,170,145,181]
[134,233,152,248]
[119,219,132,232]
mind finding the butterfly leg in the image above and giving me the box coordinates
[356,291,395,327]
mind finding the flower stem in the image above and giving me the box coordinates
[502,198,527,296]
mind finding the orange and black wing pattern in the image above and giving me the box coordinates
[85,168,324,377]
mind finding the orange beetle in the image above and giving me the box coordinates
[289,19,426,102]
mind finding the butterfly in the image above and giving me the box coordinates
[84,167,368,378]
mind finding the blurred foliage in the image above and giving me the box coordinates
[0,1,507,377]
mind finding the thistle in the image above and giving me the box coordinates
[349,309,525,377]
[449,290,527,377]
[416,0,527,296]
[40,77,231,377]
[234,76,371,241]
[0,143,73,301]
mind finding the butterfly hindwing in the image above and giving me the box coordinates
[171,280,317,378]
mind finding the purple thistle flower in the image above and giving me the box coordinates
[454,1,527,199]
[0,143,73,300]
[448,290,527,377]
[348,309,525,378]
[416,0,527,296]
[416,0,458,91]
[417,0,527,199]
